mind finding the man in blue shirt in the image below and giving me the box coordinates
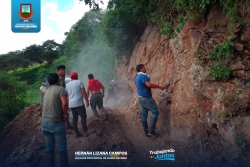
[135,64,164,137]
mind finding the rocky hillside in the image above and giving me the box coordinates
[115,5,250,166]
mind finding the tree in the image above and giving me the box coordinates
[61,10,104,56]
[80,0,104,10]
[23,44,43,65]
[0,55,8,71]
[101,0,151,55]
[42,40,61,65]
[0,71,27,131]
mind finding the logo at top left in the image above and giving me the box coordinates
[11,0,41,33]
[14,4,37,30]
[19,4,33,22]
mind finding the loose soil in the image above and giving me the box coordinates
[0,101,250,167]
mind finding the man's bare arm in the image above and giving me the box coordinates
[86,84,90,98]
[145,81,164,90]
[81,88,89,107]
[60,96,68,120]
[66,92,69,103]
[101,84,105,97]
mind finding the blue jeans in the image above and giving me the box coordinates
[41,122,67,151]
[138,97,159,121]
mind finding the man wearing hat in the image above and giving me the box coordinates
[65,71,94,137]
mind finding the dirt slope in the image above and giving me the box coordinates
[1,101,250,167]
[0,103,148,167]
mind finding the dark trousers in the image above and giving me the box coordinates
[41,93,45,105]
[70,105,88,134]
[65,111,71,127]
[90,93,106,118]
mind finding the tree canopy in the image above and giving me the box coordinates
[0,40,61,72]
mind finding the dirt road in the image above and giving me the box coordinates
[1,101,250,167]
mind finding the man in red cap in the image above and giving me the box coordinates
[65,71,94,137]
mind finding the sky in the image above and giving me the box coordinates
[0,0,108,55]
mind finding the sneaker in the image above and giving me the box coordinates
[101,114,108,121]
[75,133,83,137]
[87,129,95,134]
[83,129,95,137]
[93,117,100,121]
[148,132,160,137]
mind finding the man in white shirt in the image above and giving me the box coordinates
[65,71,94,137]
[40,83,47,105]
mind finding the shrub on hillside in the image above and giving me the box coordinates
[0,71,27,131]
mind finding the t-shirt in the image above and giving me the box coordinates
[59,76,66,88]
[135,73,152,98]
[42,85,67,122]
[88,78,103,92]
[65,80,84,108]
[40,86,47,93]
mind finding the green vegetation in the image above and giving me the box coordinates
[0,72,27,131]
[198,40,235,81]
[80,0,250,57]
[0,40,61,72]
[246,82,250,88]
[80,0,104,10]
[206,40,234,60]
[236,135,250,156]
[216,111,236,120]
[216,111,223,119]
[209,62,231,80]
[236,135,245,146]
[61,10,116,86]
[204,40,234,81]
[0,56,67,132]
[160,15,187,38]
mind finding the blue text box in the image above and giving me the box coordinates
[11,0,41,33]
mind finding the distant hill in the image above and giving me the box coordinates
[22,12,30,17]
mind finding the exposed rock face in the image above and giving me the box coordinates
[115,5,250,164]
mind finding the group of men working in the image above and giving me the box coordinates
[41,65,112,167]
[40,63,164,167]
